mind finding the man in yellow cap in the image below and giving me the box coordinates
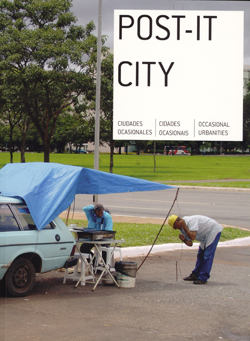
[168,214,222,284]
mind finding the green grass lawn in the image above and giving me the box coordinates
[1,152,250,185]
[63,218,250,247]
[1,152,249,245]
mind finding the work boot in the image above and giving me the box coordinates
[193,279,207,285]
[183,273,198,281]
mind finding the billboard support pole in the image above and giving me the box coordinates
[94,0,102,204]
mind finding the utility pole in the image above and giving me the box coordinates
[93,0,102,204]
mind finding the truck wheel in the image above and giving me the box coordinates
[5,258,36,297]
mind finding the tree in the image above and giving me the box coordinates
[85,51,114,172]
[52,110,94,153]
[17,114,32,162]
[0,80,22,162]
[0,0,96,162]
[0,122,10,151]
[99,53,114,172]
[0,70,33,162]
[51,110,76,153]
[243,93,250,150]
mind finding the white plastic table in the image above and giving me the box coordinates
[76,239,125,291]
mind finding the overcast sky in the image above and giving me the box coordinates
[71,1,250,65]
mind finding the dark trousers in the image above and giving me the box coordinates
[80,243,107,263]
[192,232,221,282]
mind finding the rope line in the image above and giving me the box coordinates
[65,204,71,226]
[137,187,180,272]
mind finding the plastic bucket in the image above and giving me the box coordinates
[115,261,137,288]
[101,273,116,286]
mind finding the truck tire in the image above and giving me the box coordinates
[5,258,36,297]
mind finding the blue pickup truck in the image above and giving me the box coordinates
[0,195,76,297]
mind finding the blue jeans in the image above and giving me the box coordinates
[192,232,221,282]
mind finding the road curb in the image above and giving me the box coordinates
[118,237,250,258]
[176,185,250,192]
[60,212,250,258]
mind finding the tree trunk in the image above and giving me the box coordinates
[136,143,141,155]
[9,126,13,163]
[43,135,50,162]
[224,142,228,155]
[195,141,200,155]
[18,118,30,163]
[10,150,13,163]
[20,132,26,163]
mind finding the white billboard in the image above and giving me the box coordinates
[113,10,244,141]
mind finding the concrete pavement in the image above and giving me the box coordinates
[1,245,250,340]
[1,210,249,340]
[2,207,250,340]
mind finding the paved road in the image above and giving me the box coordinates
[72,187,250,229]
[1,246,250,340]
[1,186,250,340]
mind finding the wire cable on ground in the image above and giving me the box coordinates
[175,197,184,281]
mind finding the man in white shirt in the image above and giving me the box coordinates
[168,215,222,284]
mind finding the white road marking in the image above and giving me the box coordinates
[124,199,210,205]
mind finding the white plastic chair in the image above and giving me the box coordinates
[94,246,123,273]
[63,253,94,286]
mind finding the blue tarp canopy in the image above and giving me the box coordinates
[0,162,176,230]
